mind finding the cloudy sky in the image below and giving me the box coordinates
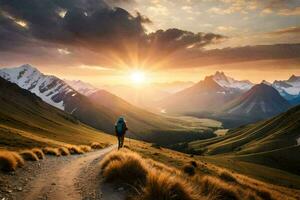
[0,0,300,86]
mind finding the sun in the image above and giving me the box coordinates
[130,71,146,85]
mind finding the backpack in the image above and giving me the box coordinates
[116,119,125,135]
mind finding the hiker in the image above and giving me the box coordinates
[115,116,128,149]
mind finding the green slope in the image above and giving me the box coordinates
[0,77,114,150]
[187,105,300,175]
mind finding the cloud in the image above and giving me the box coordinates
[0,0,225,69]
[278,6,300,16]
[217,26,236,32]
[78,64,114,71]
[185,43,300,67]
[208,0,300,16]
[58,48,71,55]
[269,26,300,35]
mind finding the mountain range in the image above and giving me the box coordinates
[64,79,98,96]
[213,83,291,127]
[0,64,217,145]
[158,72,252,114]
[1,64,300,130]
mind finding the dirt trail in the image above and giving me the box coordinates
[0,145,126,200]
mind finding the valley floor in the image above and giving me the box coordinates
[0,145,125,200]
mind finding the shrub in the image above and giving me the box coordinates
[101,150,148,186]
[79,145,91,152]
[20,150,39,161]
[0,150,24,172]
[200,176,239,200]
[58,147,70,156]
[218,171,237,183]
[183,164,196,176]
[32,148,45,159]
[43,147,61,156]
[67,146,84,154]
[91,142,103,149]
[132,170,202,200]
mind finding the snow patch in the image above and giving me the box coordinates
[213,71,253,91]
[0,64,78,111]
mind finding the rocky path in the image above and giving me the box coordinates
[0,145,126,200]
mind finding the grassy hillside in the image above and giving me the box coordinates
[125,141,300,198]
[0,77,114,150]
[187,105,300,175]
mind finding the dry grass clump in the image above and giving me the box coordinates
[91,142,103,149]
[0,150,24,172]
[132,170,203,200]
[20,150,39,161]
[11,152,25,167]
[79,145,91,152]
[101,150,148,186]
[42,147,61,156]
[58,147,70,156]
[100,152,124,171]
[218,170,237,183]
[145,159,181,175]
[199,176,239,200]
[68,146,84,154]
[32,148,45,159]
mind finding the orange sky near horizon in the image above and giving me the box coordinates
[35,59,300,87]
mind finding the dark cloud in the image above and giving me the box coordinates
[182,43,300,67]
[148,29,224,50]
[0,0,226,68]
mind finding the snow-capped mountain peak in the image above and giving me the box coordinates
[288,75,300,82]
[212,71,253,90]
[261,80,272,86]
[272,75,300,100]
[64,79,98,96]
[0,64,77,110]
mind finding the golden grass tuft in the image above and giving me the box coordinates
[32,148,45,159]
[91,142,103,149]
[218,170,237,183]
[0,150,24,172]
[67,146,84,154]
[100,150,148,186]
[145,159,181,175]
[199,176,239,200]
[79,145,92,152]
[11,152,25,167]
[100,152,125,171]
[20,150,39,161]
[42,147,61,156]
[132,170,203,200]
[58,147,70,156]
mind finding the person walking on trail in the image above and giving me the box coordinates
[115,116,128,150]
